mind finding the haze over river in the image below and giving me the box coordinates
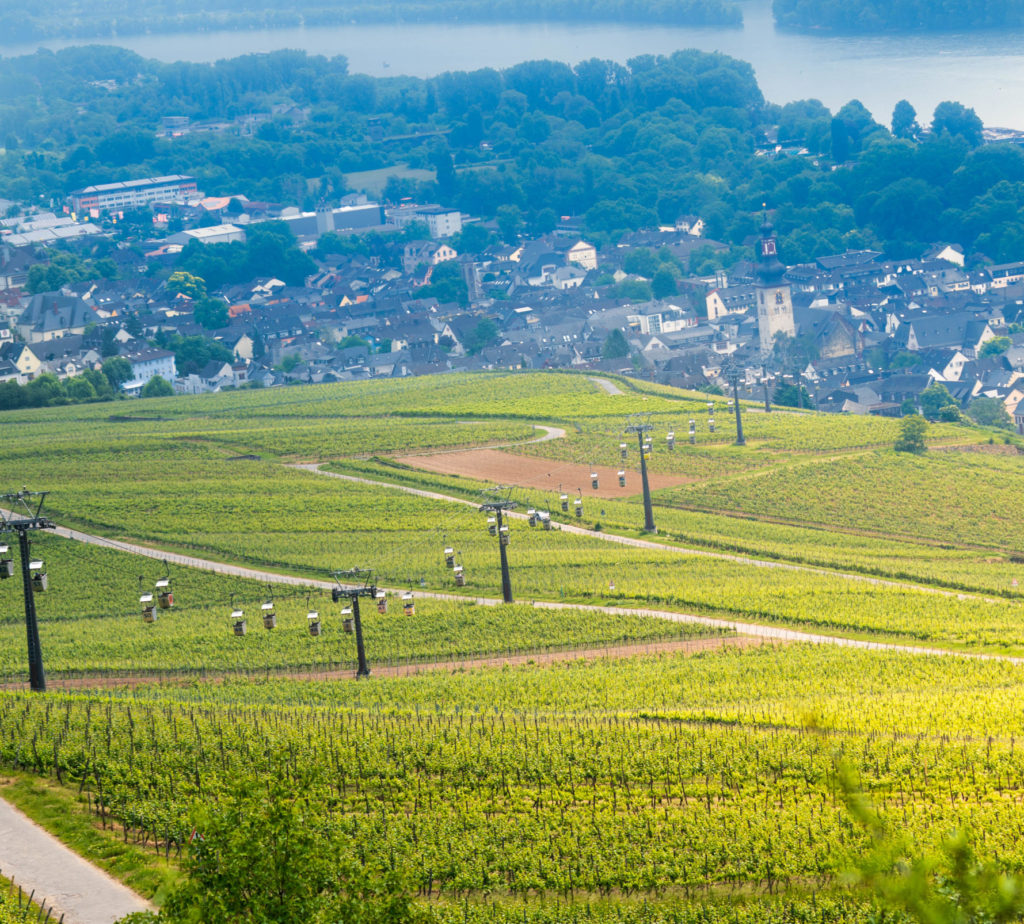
[2,0,1024,127]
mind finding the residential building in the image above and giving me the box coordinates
[70,176,200,214]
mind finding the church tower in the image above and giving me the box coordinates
[755,215,794,355]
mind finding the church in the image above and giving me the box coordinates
[755,216,795,354]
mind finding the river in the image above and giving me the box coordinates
[2,0,1023,127]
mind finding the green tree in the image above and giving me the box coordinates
[496,205,523,244]
[166,270,207,299]
[602,328,630,359]
[891,99,920,140]
[64,375,97,402]
[24,373,66,407]
[464,318,499,354]
[101,356,133,391]
[932,101,984,147]
[141,375,175,398]
[193,296,230,330]
[651,266,678,299]
[918,381,957,420]
[895,413,927,453]
[979,336,1011,357]
[967,396,1013,429]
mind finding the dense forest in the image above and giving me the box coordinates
[773,0,1024,33]
[1,45,1022,268]
[0,0,739,44]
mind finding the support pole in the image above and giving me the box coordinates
[496,509,513,604]
[636,430,656,533]
[763,379,771,413]
[352,594,369,679]
[731,376,746,446]
[19,529,45,693]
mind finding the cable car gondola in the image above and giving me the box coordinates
[403,593,415,617]
[230,594,246,636]
[261,597,276,630]
[376,590,388,614]
[29,559,47,593]
[340,606,353,634]
[454,564,465,587]
[0,544,12,580]
[618,470,626,488]
[444,547,455,568]
[139,577,156,623]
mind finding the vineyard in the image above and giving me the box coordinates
[2,370,1024,921]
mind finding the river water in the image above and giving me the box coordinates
[2,0,1023,127]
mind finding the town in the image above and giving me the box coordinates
[1,171,1022,433]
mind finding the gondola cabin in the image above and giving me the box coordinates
[308,611,323,637]
[444,547,455,568]
[590,472,599,490]
[231,609,247,636]
[0,545,12,580]
[617,471,626,487]
[261,600,276,630]
[540,512,552,530]
[140,592,156,623]
[666,431,675,450]
[560,493,569,512]
[341,607,353,634]
[155,577,174,609]
[454,564,465,587]
[709,417,715,433]
[574,498,583,518]
[376,590,388,614]
[487,516,497,536]
[527,509,537,527]
[29,559,47,592]
[499,524,510,546]
[403,593,415,617]
[619,443,628,461]
[707,401,714,414]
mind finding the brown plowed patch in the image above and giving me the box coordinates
[394,448,687,498]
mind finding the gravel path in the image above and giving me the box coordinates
[292,466,990,603]
[0,798,152,924]
[590,377,624,396]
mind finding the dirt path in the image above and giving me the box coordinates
[590,377,624,396]
[0,798,152,924]
[292,465,994,603]
[26,636,768,690]
[39,507,1024,667]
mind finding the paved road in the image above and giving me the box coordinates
[0,798,152,924]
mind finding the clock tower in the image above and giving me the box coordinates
[755,215,794,355]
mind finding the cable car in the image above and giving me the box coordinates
[454,564,465,587]
[590,471,599,490]
[560,493,569,512]
[0,544,12,580]
[444,547,455,568]
[666,431,675,450]
[308,611,323,637]
[619,442,628,461]
[261,599,276,630]
[231,607,247,637]
[376,590,388,614]
[709,417,716,433]
[540,511,553,531]
[727,399,734,411]
[140,591,156,624]
[486,516,497,536]
[155,577,174,610]
[340,606,353,634]
[617,470,626,487]
[499,524,510,546]
[574,497,583,519]
[527,508,537,527]
[707,401,714,414]
[29,559,47,592]
[403,593,415,616]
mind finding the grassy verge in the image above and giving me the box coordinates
[0,773,179,905]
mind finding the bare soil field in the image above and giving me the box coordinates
[394,448,687,498]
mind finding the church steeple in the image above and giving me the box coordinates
[754,210,795,354]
